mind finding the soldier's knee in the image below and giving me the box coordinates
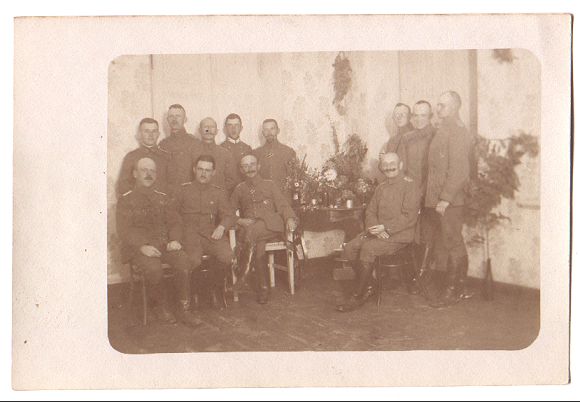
[343,239,361,261]
[140,257,163,284]
[216,250,234,265]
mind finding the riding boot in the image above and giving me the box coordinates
[234,242,254,290]
[455,256,474,300]
[429,261,460,308]
[150,283,177,324]
[337,261,374,312]
[255,257,270,304]
[210,263,227,309]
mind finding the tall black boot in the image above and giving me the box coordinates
[255,257,270,304]
[210,263,227,309]
[150,283,177,324]
[429,261,460,308]
[337,261,374,312]
[455,256,474,300]
[234,242,254,291]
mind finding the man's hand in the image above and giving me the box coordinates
[166,240,182,252]
[211,225,226,240]
[237,218,256,227]
[436,200,450,216]
[286,217,298,233]
[368,224,386,236]
[377,231,390,240]
[140,245,162,258]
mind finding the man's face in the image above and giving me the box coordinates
[194,160,215,184]
[240,155,259,179]
[412,103,432,130]
[436,93,457,120]
[262,122,279,143]
[139,122,160,147]
[133,158,157,188]
[167,108,187,132]
[392,106,410,128]
[224,118,243,140]
[200,118,218,143]
[379,154,402,179]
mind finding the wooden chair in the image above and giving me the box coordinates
[266,230,297,295]
[373,243,418,309]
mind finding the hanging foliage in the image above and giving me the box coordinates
[332,52,352,116]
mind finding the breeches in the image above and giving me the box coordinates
[239,220,281,260]
[344,234,407,264]
[131,250,190,285]
[183,233,234,270]
[425,206,467,269]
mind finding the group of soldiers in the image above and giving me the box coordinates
[116,89,474,325]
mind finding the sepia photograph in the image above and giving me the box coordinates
[106,49,541,353]
[12,13,571,390]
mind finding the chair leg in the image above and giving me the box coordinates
[287,249,295,295]
[376,268,383,310]
[128,270,136,325]
[268,253,275,288]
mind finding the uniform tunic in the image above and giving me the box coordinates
[254,139,296,195]
[379,122,415,163]
[424,118,474,266]
[116,145,169,198]
[158,130,201,192]
[401,124,436,196]
[115,186,189,285]
[169,181,235,268]
[220,138,253,188]
[344,174,421,263]
[192,141,237,193]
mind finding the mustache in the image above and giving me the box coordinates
[144,175,153,180]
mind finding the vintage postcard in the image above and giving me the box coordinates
[13,14,571,389]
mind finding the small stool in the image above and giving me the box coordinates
[265,231,296,295]
[191,255,228,309]
[374,244,417,309]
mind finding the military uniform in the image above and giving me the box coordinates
[344,174,421,264]
[254,139,296,196]
[192,141,237,193]
[425,118,474,306]
[230,175,297,300]
[220,138,253,188]
[158,129,201,193]
[116,145,169,198]
[169,181,235,270]
[116,186,190,307]
[379,122,414,163]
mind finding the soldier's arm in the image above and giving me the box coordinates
[116,197,148,248]
[271,182,297,221]
[217,190,236,230]
[364,190,380,229]
[229,186,242,224]
[440,131,470,203]
[166,191,184,242]
[384,181,421,236]
[116,154,134,198]
[223,152,237,193]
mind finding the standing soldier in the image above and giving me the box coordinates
[116,157,192,324]
[425,90,474,308]
[401,100,437,294]
[230,154,298,304]
[254,119,296,198]
[159,104,201,193]
[116,118,169,198]
[168,155,235,308]
[220,113,253,188]
[337,153,421,312]
[192,117,237,194]
[380,103,414,164]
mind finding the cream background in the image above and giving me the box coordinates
[108,49,539,288]
[13,15,570,389]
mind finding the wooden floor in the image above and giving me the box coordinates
[108,259,540,354]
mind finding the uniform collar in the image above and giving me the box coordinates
[141,144,158,152]
[384,174,404,185]
[201,140,216,148]
[265,139,280,148]
[227,137,241,144]
[134,184,155,195]
[193,180,211,190]
[171,128,188,138]
[245,174,263,186]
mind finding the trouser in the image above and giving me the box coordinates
[182,233,234,300]
[430,205,468,271]
[239,220,281,290]
[131,249,190,304]
[343,234,407,295]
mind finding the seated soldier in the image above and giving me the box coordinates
[230,153,298,304]
[116,157,191,324]
[337,152,421,312]
[167,155,235,309]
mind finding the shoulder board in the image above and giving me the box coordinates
[234,181,246,191]
[122,190,133,197]
[158,147,169,154]
[211,184,225,191]
[154,190,167,196]
[181,182,192,186]
[404,176,414,182]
